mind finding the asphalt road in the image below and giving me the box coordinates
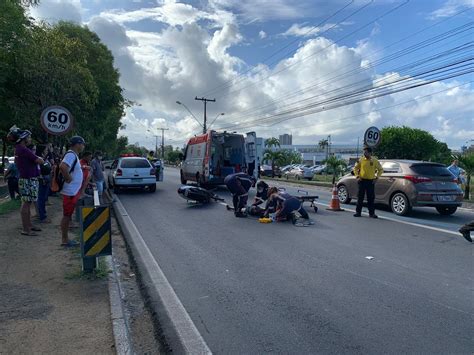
[118,168,473,354]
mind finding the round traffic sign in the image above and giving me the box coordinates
[40,106,74,136]
[364,126,381,147]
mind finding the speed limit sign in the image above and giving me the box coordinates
[40,106,74,136]
[364,126,381,147]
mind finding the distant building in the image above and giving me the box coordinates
[270,144,361,164]
[279,134,292,145]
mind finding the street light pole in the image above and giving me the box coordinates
[176,101,204,129]
[208,112,225,129]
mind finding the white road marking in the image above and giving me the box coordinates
[315,201,461,236]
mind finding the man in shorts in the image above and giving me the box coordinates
[60,136,85,247]
[12,128,44,236]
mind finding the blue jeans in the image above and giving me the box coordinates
[38,178,50,221]
[95,180,105,196]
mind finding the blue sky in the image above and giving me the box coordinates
[30,0,473,149]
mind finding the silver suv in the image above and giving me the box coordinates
[336,160,463,216]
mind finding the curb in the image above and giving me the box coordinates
[106,255,134,355]
[112,195,212,355]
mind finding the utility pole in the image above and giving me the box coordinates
[195,97,216,134]
[156,128,169,160]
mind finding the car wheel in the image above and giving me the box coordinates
[436,206,457,215]
[180,170,187,185]
[390,192,412,216]
[149,184,156,193]
[337,185,351,204]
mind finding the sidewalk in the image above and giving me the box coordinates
[0,196,115,354]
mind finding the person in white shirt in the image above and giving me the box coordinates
[59,136,85,247]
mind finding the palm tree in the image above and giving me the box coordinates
[319,139,329,159]
[323,156,347,185]
[265,137,280,149]
[264,150,283,178]
[456,153,474,200]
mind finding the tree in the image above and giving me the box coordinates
[319,139,329,160]
[456,153,474,200]
[265,137,280,149]
[323,156,347,185]
[263,150,283,177]
[277,149,303,166]
[376,126,451,162]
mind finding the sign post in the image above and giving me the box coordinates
[40,106,74,136]
[363,126,381,148]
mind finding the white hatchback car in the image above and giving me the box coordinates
[107,156,157,193]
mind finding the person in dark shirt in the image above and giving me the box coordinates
[224,172,256,217]
[10,127,44,235]
[4,162,19,199]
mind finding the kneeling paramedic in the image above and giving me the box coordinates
[266,187,309,223]
[224,172,256,217]
[248,180,272,217]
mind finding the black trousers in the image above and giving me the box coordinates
[233,194,248,213]
[7,178,19,199]
[356,179,375,215]
[459,221,474,233]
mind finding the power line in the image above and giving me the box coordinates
[227,19,473,121]
[200,0,358,97]
[214,0,410,101]
[217,42,473,129]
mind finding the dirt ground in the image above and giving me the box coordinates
[0,196,115,354]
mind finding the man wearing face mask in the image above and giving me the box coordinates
[353,146,383,218]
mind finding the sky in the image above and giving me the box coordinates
[29,0,474,150]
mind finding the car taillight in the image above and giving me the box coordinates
[150,168,156,175]
[116,169,122,176]
[404,175,431,184]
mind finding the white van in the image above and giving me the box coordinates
[180,131,258,186]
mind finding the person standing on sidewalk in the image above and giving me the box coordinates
[353,146,383,219]
[79,151,93,195]
[36,145,53,224]
[447,159,462,184]
[4,161,20,200]
[60,136,85,247]
[13,129,44,235]
[91,151,105,200]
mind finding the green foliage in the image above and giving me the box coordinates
[122,144,148,157]
[166,147,184,163]
[455,153,474,200]
[0,4,125,158]
[264,149,302,167]
[376,126,452,163]
[323,156,347,184]
[265,137,280,148]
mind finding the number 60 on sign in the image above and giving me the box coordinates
[364,126,381,148]
[40,106,74,136]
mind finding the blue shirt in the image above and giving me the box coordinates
[447,165,461,179]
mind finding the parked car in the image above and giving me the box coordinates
[260,165,282,178]
[313,164,327,174]
[336,160,463,216]
[284,166,314,181]
[106,155,157,193]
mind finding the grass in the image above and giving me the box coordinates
[0,198,21,215]
[65,253,111,280]
[264,174,343,187]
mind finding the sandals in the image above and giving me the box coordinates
[61,240,80,248]
[21,231,38,236]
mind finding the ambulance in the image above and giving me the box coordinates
[180,131,260,186]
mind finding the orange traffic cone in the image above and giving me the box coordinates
[327,184,344,211]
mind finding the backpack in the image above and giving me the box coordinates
[51,151,78,192]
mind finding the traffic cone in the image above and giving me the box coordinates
[327,184,344,211]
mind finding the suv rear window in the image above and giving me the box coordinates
[120,159,150,169]
[410,164,452,176]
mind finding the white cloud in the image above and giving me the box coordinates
[259,30,267,39]
[427,0,474,20]
[280,23,339,38]
[29,0,83,23]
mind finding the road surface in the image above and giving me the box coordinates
[117,168,473,354]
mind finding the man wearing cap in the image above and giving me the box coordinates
[13,129,44,236]
[59,136,85,247]
[224,172,256,217]
[353,146,383,218]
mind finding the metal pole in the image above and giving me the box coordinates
[156,128,169,160]
[195,97,216,134]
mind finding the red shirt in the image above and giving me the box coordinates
[80,159,91,182]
